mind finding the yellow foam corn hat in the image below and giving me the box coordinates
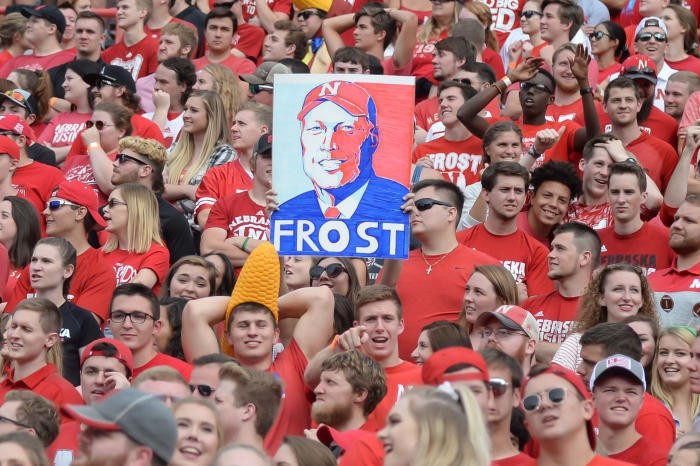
[293,0,332,13]
[221,241,280,357]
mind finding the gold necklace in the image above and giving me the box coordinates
[420,245,458,275]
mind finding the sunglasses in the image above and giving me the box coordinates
[85,120,115,131]
[106,198,127,209]
[636,32,667,42]
[190,384,215,397]
[414,198,453,211]
[109,310,155,324]
[589,30,613,41]
[46,199,81,211]
[297,9,323,20]
[249,83,273,94]
[310,263,347,280]
[490,378,510,397]
[520,81,553,93]
[623,66,656,78]
[4,90,29,104]
[116,153,148,165]
[522,387,567,412]
[519,10,542,19]
[456,77,472,87]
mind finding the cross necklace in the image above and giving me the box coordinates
[420,245,457,275]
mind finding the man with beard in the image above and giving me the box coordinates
[649,195,700,328]
[310,350,387,456]
[602,76,678,194]
[63,388,177,466]
[213,362,283,450]
[665,72,700,124]
[521,223,600,361]
[472,305,539,376]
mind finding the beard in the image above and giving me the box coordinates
[311,399,353,428]
[637,98,653,124]
[670,235,700,256]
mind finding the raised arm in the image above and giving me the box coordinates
[282,285,336,360]
[665,125,700,208]
[181,296,231,362]
[254,0,289,33]
[570,44,602,151]
[321,13,355,63]
[388,9,418,69]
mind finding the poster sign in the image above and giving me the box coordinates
[271,74,414,259]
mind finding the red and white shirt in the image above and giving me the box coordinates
[649,259,700,329]
[102,35,160,81]
[412,136,482,190]
[38,112,91,148]
[205,191,269,240]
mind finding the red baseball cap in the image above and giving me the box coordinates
[297,81,376,123]
[0,135,19,160]
[0,114,35,141]
[422,347,489,386]
[621,54,658,84]
[316,425,365,451]
[51,180,107,229]
[521,365,596,450]
[475,305,540,340]
[80,337,134,376]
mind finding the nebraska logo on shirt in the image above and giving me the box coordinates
[114,263,137,284]
[605,123,651,135]
[691,279,700,289]
[64,164,95,185]
[600,252,657,275]
[52,123,86,145]
[478,0,519,32]
[536,318,573,343]
[228,212,270,239]
[110,55,145,81]
[11,184,25,196]
[501,260,526,283]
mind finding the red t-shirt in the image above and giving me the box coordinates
[205,191,269,240]
[457,224,554,297]
[102,35,160,81]
[0,364,84,423]
[0,50,13,68]
[522,456,633,466]
[68,114,165,158]
[488,0,525,47]
[566,201,613,230]
[665,55,700,73]
[62,151,118,206]
[38,112,91,148]
[338,431,384,466]
[636,392,676,453]
[515,210,550,247]
[232,23,266,60]
[238,0,292,23]
[546,99,583,124]
[412,136,483,191]
[598,63,623,84]
[395,244,498,360]
[608,435,668,466]
[0,243,9,300]
[132,352,193,381]
[0,49,76,78]
[415,95,499,131]
[195,159,254,218]
[483,47,505,79]
[521,290,580,343]
[411,30,447,84]
[12,160,64,218]
[144,17,195,42]
[624,132,679,194]
[493,452,536,465]
[263,339,313,454]
[193,54,256,75]
[98,243,170,295]
[366,361,422,429]
[4,247,116,322]
[598,222,676,275]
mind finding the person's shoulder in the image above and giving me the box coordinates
[641,391,675,419]
[522,289,558,307]
[643,132,677,154]
[588,456,635,465]
[455,243,497,262]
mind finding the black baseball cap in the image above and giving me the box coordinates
[254,133,272,156]
[84,65,137,94]
[0,89,38,117]
[21,6,66,35]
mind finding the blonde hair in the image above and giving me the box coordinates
[119,136,167,165]
[102,183,163,254]
[0,13,27,49]
[167,90,232,186]
[172,397,225,447]
[459,265,519,332]
[403,386,490,466]
[201,64,243,125]
[417,2,462,44]
[463,2,499,52]
[651,327,700,419]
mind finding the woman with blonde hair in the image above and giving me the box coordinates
[192,64,244,126]
[460,1,499,53]
[0,13,28,68]
[165,90,235,227]
[378,385,490,466]
[552,264,658,370]
[170,397,223,466]
[99,183,170,293]
[651,326,700,437]
[460,264,519,334]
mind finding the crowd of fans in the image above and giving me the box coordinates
[0,0,696,464]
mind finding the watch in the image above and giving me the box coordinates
[625,157,638,164]
[580,87,593,95]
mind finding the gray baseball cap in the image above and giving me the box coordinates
[240,61,291,85]
[590,354,646,391]
[62,388,177,463]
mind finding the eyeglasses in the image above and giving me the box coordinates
[414,198,453,211]
[310,263,347,280]
[116,153,148,165]
[46,199,81,211]
[622,66,656,78]
[109,310,155,324]
[190,384,215,397]
[85,120,115,131]
[249,83,273,95]
[519,10,542,19]
[520,81,553,94]
[478,328,528,340]
[106,198,127,209]
[589,30,613,41]
[522,387,568,412]
[490,377,510,397]
[0,414,32,430]
[636,32,667,42]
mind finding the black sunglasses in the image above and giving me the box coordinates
[190,384,215,397]
[456,77,472,87]
[490,377,510,397]
[415,198,453,211]
[589,30,613,41]
[636,32,667,42]
[310,263,347,280]
[521,81,553,94]
[623,66,656,77]
[297,9,324,20]
[249,83,273,95]
[116,153,148,165]
[85,120,115,131]
[522,387,567,412]
[107,198,128,209]
[519,10,542,19]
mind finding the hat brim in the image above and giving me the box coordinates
[239,74,267,85]
[475,311,521,331]
[316,425,363,451]
[591,366,645,390]
[20,8,65,34]
[0,94,31,114]
[61,404,122,431]
[624,72,657,84]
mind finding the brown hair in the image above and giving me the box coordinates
[463,1,499,52]
[0,432,49,466]
[459,265,519,331]
[133,366,188,387]
[14,298,62,375]
[354,284,403,321]
[4,391,60,448]
[541,0,583,39]
[11,70,51,122]
[422,320,472,350]
[320,350,387,415]
[273,20,307,60]
[160,255,217,300]
[0,13,26,49]
[281,436,337,466]
[161,22,198,59]
[666,4,700,58]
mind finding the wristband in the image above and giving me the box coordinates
[330,335,340,351]
[242,237,250,252]
[579,87,593,96]
[501,76,512,88]
[87,141,101,151]
[49,97,58,110]
[528,144,542,159]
